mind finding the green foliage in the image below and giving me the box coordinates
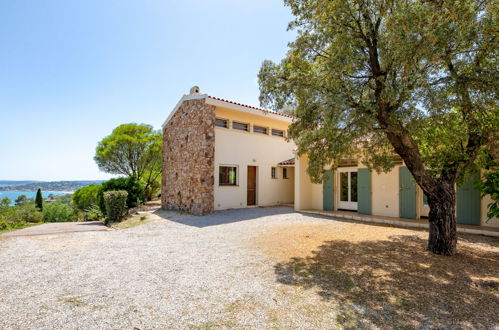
[258,0,498,184]
[35,188,43,210]
[14,194,31,206]
[83,204,105,222]
[0,198,42,231]
[103,190,128,224]
[6,204,43,224]
[477,160,499,220]
[72,184,102,211]
[99,177,145,212]
[94,123,162,197]
[43,202,77,222]
[0,198,10,210]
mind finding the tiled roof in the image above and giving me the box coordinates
[278,158,295,166]
[207,95,296,119]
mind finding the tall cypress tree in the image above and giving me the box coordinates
[35,188,43,211]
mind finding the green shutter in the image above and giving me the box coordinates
[323,169,334,211]
[399,167,417,219]
[456,172,481,225]
[357,169,371,214]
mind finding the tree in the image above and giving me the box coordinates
[94,123,162,199]
[259,0,498,255]
[72,184,102,211]
[14,194,29,206]
[477,157,499,221]
[98,177,145,212]
[35,188,43,211]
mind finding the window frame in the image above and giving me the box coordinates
[219,165,238,186]
[232,121,249,132]
[215,118,229,129]
[271,167,277,179]
[271,129,285,137]
[282,167,289,179]
[253,125,268,135]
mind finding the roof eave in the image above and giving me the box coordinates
[161,94,207,129]
[205,97,294,123]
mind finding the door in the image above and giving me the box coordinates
[338,169,358,210]
[457,171,480,225]
[357,169,371,215]
[323,169,334,211]
[399,166,417,219]
[247,166,257,206]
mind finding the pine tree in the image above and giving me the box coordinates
[35,188,43,211]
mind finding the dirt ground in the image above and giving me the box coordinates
[252,221,499,328]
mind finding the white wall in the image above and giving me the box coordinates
[214,106,295,210]
[295,155,322,211]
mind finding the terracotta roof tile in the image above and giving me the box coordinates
[278,158,295,166]
[207,95,296,119]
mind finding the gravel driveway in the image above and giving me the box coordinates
[1,207,497,329]
[0,207,347,329]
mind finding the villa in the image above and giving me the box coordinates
[162,87,498,228]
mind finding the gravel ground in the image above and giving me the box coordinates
[1,206,497,329]
[0,207,349,329]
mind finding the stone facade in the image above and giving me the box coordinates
[162,99,216,215]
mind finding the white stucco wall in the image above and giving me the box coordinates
[295,155,322,211]
[214,106,295,210]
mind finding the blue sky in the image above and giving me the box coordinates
[0,0,293,181]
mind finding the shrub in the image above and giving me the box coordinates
[72,185,102,211]
[99,177,145,212]
[10,204,44,223]
[43,202,76,222]
[83,204,104,222]
[103,190,128,224]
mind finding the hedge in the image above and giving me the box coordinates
[103,190,128,224]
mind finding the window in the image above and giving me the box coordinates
[253,126,268,135]
[215,118,228,128]
[219,166,237,186]
[271,129,284,137]
[283,167,288,179]
[232,122,249,131]
[271,167,277,179]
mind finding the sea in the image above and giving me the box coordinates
[0,184,71,205]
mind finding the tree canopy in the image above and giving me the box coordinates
[259,0,498,255]
[94,123,162,197]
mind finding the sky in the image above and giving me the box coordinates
[0,0,294,181]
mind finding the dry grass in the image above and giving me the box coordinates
[252,222,499,328]
[110,213,156,230]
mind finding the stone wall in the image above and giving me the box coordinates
[162,99,215,215]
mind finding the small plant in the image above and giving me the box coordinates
[103,190,128,224]
[43,202,76,222]
[83,204,104,222]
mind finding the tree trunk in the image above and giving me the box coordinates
[427,182,457,256]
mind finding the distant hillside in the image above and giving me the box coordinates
[0,180,41,187]
[0,180,105,192]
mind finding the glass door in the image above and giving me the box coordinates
[338,169,358,210]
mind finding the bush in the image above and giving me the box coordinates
[43,202,77,222]
[9,204,44,223]
[72,185,102,211]
[99,177,145,212]
[83,204,104,222]
[103,190,128,224]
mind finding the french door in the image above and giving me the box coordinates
[338,169,358,211]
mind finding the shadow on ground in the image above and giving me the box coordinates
[153,206,295,228]
[274,234,499,328]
